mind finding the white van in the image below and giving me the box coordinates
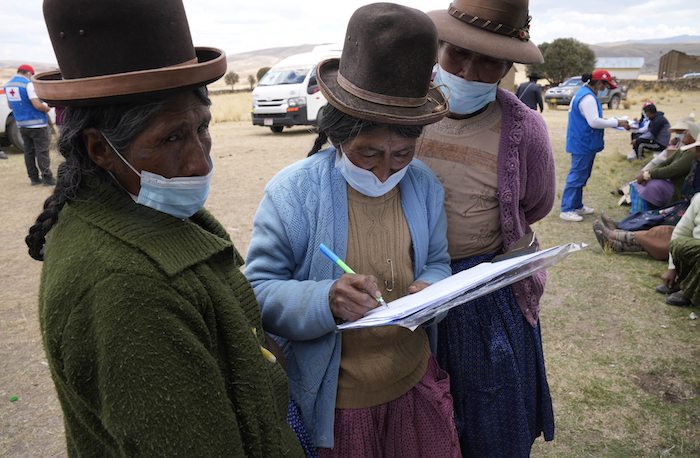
[251,45,341,133]
[0,87,24,150]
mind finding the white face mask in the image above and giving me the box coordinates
[433,65,498,115]
[102,133,213,220]
[334,148,409,197]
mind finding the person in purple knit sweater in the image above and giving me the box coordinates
[416,0,556,456]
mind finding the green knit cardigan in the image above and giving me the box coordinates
[39,178,302,457]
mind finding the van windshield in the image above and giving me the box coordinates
[258,66,312,86]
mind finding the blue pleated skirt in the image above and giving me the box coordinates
[437,253,555,458]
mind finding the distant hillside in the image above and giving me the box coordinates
[590,42,700,75]
[596,35,700,46]
[3,36,700,86]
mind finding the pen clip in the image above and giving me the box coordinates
[385,258,395,292]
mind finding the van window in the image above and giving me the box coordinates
[307,68,319,94]
[258,66,312,86]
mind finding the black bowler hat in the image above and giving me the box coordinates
[316,2,447,126]
[33,0,226,106]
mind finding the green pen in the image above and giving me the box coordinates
[319,243,388,307]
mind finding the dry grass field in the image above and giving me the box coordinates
[1,88,698,456]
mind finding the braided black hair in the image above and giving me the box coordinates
[308,104,424,156]
[26,87,211,261]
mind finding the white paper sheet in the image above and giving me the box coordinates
[337,243,583,331]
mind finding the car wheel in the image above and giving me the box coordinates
[270,126,284,133]
[608,95,620,110]
[7,116,24,152]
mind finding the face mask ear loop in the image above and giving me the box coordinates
[100,132,141,177]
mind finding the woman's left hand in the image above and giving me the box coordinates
[407,280,430,294]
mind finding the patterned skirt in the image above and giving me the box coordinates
[317,356,461,458]
[437,253,555,458]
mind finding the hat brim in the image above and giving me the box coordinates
[33,47,226,106]
[428,10,543,64]
[316,58,447,126]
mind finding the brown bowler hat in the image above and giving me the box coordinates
[316,2,447,126]
[428,0,543,64]
[33,0,226,106]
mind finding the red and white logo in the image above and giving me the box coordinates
[5,86,21,102]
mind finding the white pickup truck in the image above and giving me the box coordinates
[0,87,25,151]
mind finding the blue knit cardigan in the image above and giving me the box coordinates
[245,148,451,448]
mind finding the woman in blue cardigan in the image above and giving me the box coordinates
[245,4,460,457]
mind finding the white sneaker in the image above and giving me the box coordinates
[560,211,583,222]
[575,205,595,215]
[626,150,636,161]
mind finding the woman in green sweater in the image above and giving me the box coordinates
[631,122,700,210]
[25,1,303,456]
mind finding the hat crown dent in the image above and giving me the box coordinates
[338,3,438,100]
[451,0,530,29]
[43,0,196,80]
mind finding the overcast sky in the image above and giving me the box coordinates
[2,0,697,64]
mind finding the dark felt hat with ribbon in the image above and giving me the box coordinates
[316,2,447,126]
[428,0,543,64]
[33,0,226,106]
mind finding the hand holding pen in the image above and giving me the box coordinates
[320,243,388,323]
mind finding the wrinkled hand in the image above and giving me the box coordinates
[329,274,383,322]
[635,173,647,184]
[618,119,630,130]
[407,280,430,294]
[661,268,677,289]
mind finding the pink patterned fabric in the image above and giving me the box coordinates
[495,88,556,326]
[317,357,461,458]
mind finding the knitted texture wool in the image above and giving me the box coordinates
[39,178,303,457]
[484,89,556,324]
[245,149,451,447]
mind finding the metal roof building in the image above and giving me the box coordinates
[595,57,645,79]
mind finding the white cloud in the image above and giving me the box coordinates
[1,0,698,64]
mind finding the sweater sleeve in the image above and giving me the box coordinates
[521,112,556,224]
[669,196,700,268]
[579,94,618,129]
[415,173,451,285]
[246,190,338,341]
[650,149,694,180]
[75,276,247,456]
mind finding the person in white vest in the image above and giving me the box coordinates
[4,64,55,185]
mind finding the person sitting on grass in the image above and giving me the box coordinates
[593,127,700,267]
[641,116,694,172]
[627,103,670,161]
[628,122,699,213]
[658,192,700,307]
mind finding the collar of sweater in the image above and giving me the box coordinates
[64,177,237,277]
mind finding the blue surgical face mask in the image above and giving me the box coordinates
[102,133,212,219]
[433,65,498,115]
[334,147,409,197]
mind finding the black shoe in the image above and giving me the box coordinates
[666,290,693,307]
[42,176,57,186]
[30,178,42,186]
[656,284,680,294]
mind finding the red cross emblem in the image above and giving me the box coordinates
[9,88,16,97]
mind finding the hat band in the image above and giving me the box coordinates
[336,72,427,108]
[448,3,531,42]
